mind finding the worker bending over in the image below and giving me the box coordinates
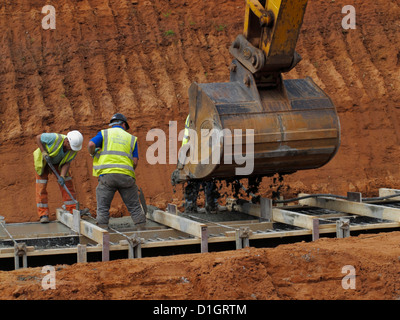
[33,130,83,223]
[88,113,146,229]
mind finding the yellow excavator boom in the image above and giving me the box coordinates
[239,0,308,73]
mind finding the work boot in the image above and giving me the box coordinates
[135,222,147,231]
[184,201,198,213]
[185,206,198,214]
[97,223,109,230]
[217,204,226,212]
[40,215,49,223]
[206,205,217,214]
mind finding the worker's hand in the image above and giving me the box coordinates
[42,151,51,163]
[90,147,101,157]
[58,176,65,187]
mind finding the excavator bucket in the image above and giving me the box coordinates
[172,60,340,183]
[170,0,340,185]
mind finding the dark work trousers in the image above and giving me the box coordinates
[96,173,145,225]
[184,180,218,213]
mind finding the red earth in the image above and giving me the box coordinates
[0,0,399,300]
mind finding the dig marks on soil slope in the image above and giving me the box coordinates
[1,0,400,222]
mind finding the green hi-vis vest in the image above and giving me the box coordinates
[182,115,190,146]
[33,134,77,176]
[92,127,137,178]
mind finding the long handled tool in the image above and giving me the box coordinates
[0,216,27,269]
[45,159,80,211]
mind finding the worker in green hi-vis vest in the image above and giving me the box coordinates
[88,113,146,229]
[33,130,83,223]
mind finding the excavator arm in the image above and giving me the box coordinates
[171,0,340,185]
[232,0,307,75]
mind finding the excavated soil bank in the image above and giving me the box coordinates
[0,0,400,300]
[1,0,400,223]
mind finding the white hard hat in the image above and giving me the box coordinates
[67,130,83,151]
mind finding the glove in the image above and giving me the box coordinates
[58,176,65,187]
[90,147,101,157]
[42,151,51,163]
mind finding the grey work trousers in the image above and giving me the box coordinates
[96,173,145,225]
[184,180,218,213]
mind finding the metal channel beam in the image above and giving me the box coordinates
[207,221,273,236]
[273,208,326,241]
[299,195,400,223]
[234,201,330,231]
[378,188,400,201]
[233,201,265,218]
[56,209,110,261]
[233,200,343,241]
[272,208,317,230]
[147,209,208,252]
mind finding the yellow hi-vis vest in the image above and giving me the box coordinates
[182,115,190,146]
[33,134,77,175]
[92,127,137,178]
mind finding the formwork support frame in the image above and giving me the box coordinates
[336,218,350,238]
[118,237,142,259]
[147,209,209,253]
[57,209,110,262]
[4,188,400,267]
[231,198,272,221]
[378,188,400,200]
[128,237,142,259]
[234,199,323,240]
[235,227,251,249]
[77,244,87,263]
[298,194,400,222]
[14,242,28,269]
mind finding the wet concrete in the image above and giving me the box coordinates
[0,221,75,240]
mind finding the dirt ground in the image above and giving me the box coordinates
[1,231,400,300]
[0,0,400,300]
